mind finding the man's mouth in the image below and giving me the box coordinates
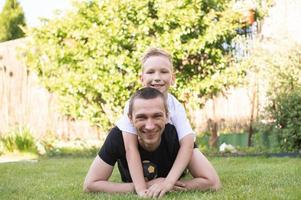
[142,130,158,138]
[146,133,157,139]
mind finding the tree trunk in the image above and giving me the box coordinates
[209,97,218,148]
[248,84,257,146]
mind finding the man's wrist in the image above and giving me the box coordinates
[135,184,147,193]
[163,178,176,187]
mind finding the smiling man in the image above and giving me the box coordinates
[83,87,221,197]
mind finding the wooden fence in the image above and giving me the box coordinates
[0,38,262,140]
[0,38,102,141]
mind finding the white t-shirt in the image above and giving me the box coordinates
[115,93,195,141]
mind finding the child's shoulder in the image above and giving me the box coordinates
[167,93,185,114]
[167,93,183,105]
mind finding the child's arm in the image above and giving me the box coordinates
[146,133,194,198]
[123,132,148,197]
[116,102,147,196]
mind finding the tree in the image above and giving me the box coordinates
[24,0,246,132]
[0,0,26,42]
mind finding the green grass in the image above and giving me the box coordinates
[0,157,300,200]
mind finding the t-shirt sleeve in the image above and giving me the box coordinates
[98,127,124,166]
[169,96,195,141]
[165,124,180,159]
[115,101,137,134]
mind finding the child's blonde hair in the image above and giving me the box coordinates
[141,47,173,69]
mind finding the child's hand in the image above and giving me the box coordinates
[146,180,174,198]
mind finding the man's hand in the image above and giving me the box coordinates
[146,180,174,198]
[173,180,187,191]
[146,177,165,188]
[136,189,148,198]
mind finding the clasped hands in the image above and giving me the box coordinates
[137,178,187,198]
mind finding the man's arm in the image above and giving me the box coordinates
[184,149,221,191]
[122,132,148,196]
[147,134,194,198]
[147,149,221,196]
[83,156,135,193]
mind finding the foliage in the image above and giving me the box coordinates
[1,157,301,199]
[41,139,99,157]
[0,127,37,153]
[251,123,281,152]
[0,127,100,156]
[267,90,301,152]
[24,0,247,131]
[0,141,5,156]
[0,0,26,42]
[242,40,301,152]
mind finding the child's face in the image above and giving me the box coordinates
[140,55,175,95]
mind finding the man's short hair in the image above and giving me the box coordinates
[128,87,168,117]
[141,47,173,69]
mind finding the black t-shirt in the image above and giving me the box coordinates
[98,124,180,182]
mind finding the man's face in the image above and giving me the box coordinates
[140,55,175,96]
[129,97,167,151]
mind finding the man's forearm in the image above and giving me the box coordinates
[84,180,135,193]
[177,178,221,191]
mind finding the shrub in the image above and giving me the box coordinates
[267,90,301,152]
[0,134,15,152]
[244,40,301,152]
[0,127,37,153]
[14,128,36,152]
[41,139,100,157]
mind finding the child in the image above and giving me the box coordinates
[116,48,195,197]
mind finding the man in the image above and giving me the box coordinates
[83,87,221,198]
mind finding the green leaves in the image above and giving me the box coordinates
[24,0,244,131]
[0,0,26,42]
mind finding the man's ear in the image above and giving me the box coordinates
[128,113,133,122]
[165,110,169,120]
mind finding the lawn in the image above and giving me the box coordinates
[0,156,300,200]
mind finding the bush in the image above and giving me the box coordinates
[267,90,301,152]
[0,127,37,153]
[41,139,100,157]
[244,40,301,152]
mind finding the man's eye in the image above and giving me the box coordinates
[136,117,146,121]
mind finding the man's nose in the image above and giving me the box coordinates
[145,119,155,130]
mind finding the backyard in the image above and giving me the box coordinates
[1,156,300,200]
[1,1,301,199]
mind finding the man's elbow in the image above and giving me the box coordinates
[209,177,222,191]
[83,180,93,193]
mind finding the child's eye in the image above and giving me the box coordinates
[145,70,154,74]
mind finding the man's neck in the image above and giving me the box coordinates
[138,138,162,152]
